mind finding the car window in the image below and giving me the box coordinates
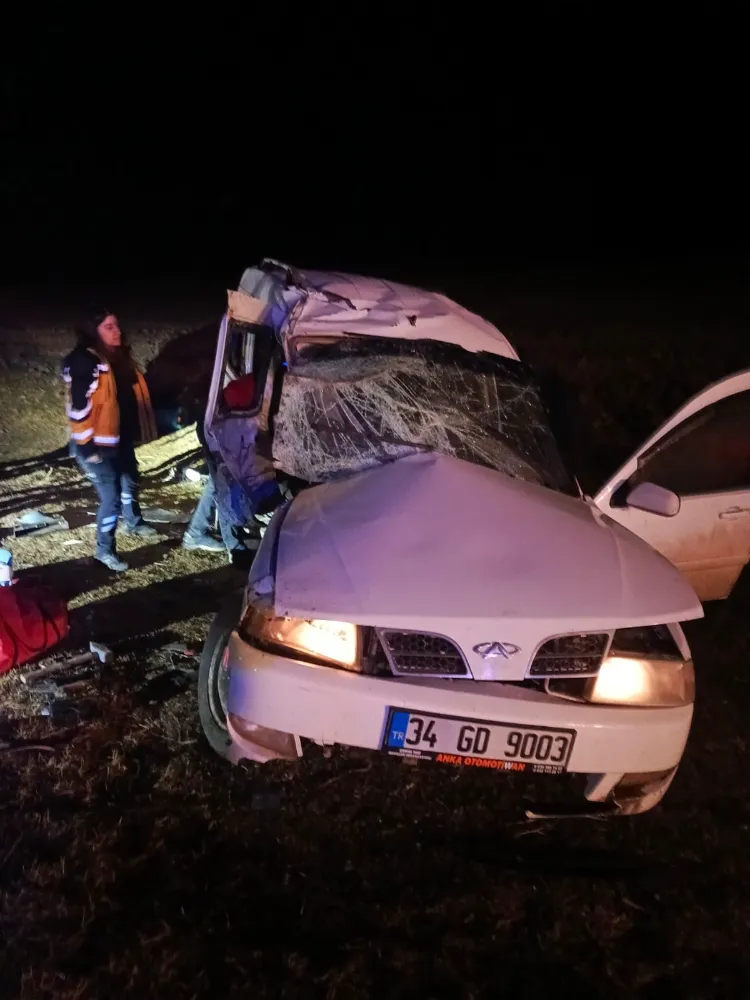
[634,390,750,495]
[283,334,578,494]
[220,322,278,413]
[224,326,254,384]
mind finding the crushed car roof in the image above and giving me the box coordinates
[236,262,519,359]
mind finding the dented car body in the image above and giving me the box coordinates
[201,260,750,817]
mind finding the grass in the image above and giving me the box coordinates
[1,267,749,998]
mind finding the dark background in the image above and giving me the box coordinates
[1,6,745,292]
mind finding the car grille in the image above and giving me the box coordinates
[378,630,468,677]
[528,633,609,677]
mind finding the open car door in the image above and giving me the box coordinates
[204,296,286,515]
[593,370,750,602]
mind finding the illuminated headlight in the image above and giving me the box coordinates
[548,654,694,707]
[585,655,694,707]
[239,600,361,671]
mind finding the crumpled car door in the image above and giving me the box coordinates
[205,312,284,518]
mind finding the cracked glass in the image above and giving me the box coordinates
[272,335,576,493]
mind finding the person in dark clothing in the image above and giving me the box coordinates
[62,311,158,572]
[180,372,267,561]
[182,415,232,554]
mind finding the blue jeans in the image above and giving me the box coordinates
[185,476,240,552]
[76,445,144,555]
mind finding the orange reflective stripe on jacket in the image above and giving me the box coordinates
[63,348,156,448]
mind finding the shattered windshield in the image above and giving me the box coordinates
[272,335,577,494]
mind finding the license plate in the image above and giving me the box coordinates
[382,709,576,775]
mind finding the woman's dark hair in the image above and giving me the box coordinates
[75,310,129,351]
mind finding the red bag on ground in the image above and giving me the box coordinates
[0,581,69,674]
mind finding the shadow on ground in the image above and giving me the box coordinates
[70,561,241,642]
[19,541,179,600]
[0,445,203,527]
[0,446,73,477]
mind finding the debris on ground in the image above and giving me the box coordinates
[163,640,199,658]
[183,466,207,483]
[38,698,97,722]
[22,672,96,696]
[0,737,56,753]
[141,506,191,523]
[13,510,70,538]
[16,643,111,723]
[20,641,113,685]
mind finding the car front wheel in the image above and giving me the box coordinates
[198,591,244,758]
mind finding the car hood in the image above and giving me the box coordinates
[274,453,703,680]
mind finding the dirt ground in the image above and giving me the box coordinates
[1,270,749,999]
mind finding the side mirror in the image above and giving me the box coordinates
[625,481,681,517]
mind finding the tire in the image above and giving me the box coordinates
[198,589,244,758]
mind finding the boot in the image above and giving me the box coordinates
[182,532,225,553]
[96,549,129,572]
[122,521,158,538]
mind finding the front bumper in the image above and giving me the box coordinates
[226,633,693,813]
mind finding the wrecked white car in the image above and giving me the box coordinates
[198,260,750,817]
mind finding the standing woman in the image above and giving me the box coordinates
[62,311,158,571]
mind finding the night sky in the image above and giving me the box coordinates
[1,8,745,287]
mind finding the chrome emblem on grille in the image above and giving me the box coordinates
[473,641,521,660]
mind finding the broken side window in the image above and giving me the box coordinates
[220,320,279,414]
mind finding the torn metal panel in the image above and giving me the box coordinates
[272,337,574,492]
[226,290,269,325]
[287,269,518,358]
[232,261,517,357]
[237,266,303,332]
